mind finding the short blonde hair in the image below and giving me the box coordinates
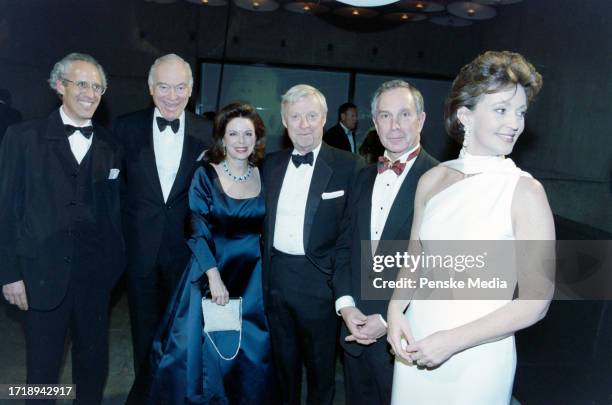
[281,84,328,117]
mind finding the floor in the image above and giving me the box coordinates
[2,282,611,404]
[0,281,346,405]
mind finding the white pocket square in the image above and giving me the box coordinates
[321,190,344,200]
[108,168,120,180]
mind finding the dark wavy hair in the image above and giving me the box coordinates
[444,51,543,143]
[207,102,266,165]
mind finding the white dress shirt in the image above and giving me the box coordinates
[335,145,421,319]
[153,109,185,202]
[59,107,93,164]
[273,143,322,255]
[339,122,356,153]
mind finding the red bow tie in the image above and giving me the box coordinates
[376,147,420,175]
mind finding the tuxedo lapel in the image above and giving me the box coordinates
[90,127,114,182]
[167,113,201,203]
[139,110,165,202]
[45,110,79,177]
[358,167,377,242]
[266,150,292,249]
[303,145,333,249]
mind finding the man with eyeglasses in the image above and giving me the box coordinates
[0,53,124,404]
[262,84,362,405]
[333,80,437,405]
[112,53,212,402]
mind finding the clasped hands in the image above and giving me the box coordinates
[386,308,456,369]
[341,306,387,345]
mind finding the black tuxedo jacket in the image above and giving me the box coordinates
[0,110,124,310]
[323,123,354,153]
[262,143,363,304]
[113,109,212,276]
[333,149,438,356]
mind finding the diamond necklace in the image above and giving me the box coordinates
[222,160,253,182]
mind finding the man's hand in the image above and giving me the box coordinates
[2,280,28,310]
[340,306,369,341]
[345,313,387,345]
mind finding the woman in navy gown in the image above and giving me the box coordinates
[147,102,277,404]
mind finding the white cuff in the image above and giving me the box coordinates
[378,314,388,328]
[335,295,355,315]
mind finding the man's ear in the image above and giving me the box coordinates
[281,114,287,129]
[417,111,426,133]
[56,80,66,97]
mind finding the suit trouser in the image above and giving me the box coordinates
[343,339,394,405]
[267,250,338,405]
[25,276,110,405]
[125,250,185,404]
[126,254,185,374]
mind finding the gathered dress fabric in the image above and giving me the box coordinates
[147,162,277,404]
[391,154,532,405]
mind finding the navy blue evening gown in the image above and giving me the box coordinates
[147,162,277,404]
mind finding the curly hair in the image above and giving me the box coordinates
[445,51,543,142]
[207,102,266,165]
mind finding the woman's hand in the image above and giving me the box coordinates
[206,268,229,305]
[405,330,458,368]
[387,302,414,363]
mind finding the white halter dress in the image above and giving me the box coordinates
[391,153,532,405]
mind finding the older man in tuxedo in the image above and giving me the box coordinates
[113,54,212,386]
[262,84,362,405]
[0,53,124,404]
[333,80,438,405]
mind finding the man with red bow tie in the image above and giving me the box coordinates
[333,80,438,405]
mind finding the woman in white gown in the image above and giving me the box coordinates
[387,51,555,405]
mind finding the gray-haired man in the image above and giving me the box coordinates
[113,54,212,382]
[262,84,362,404]
[0,53,124,404]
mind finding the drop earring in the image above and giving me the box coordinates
[462,122,472,152]
[458,120,472,158]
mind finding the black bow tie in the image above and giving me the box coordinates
[156,117,180,133]
[291,152,314,168]
[64,124,94,139]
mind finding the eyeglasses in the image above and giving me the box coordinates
[155,83,190,97]
[375,110,414,124]
[62,78,107,95]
